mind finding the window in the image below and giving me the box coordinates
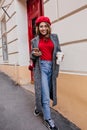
[1,16,8,61]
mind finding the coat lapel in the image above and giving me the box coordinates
[34,36,39,47]
[50,34,56,45]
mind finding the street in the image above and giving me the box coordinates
[0,72,81,130]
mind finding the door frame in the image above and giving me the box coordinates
[27,0,44,83]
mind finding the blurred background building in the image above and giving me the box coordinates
[0,0,87,130]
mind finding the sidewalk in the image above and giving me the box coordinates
[0,72,81,130]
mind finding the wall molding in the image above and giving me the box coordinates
[6,11,16,23]
[0,63,19,66]
[60,39,87,46]
[8,51,19,55]
[7,38,18,45]
[52,5,87,24]
[6,25,17,34]
[60,70,87,76]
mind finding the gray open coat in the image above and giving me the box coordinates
[31,34,61,112]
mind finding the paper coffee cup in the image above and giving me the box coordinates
[56,52,64,65]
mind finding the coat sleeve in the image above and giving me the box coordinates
[30,40,36,61]
[55,34,61,77]
[55,34,61,52]
[30,39,39,63]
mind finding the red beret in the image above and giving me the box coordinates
[36,16,51,26]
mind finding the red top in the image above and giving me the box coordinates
[38,38,54,61]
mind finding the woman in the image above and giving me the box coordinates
[30,16,62,130]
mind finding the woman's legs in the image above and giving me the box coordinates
[40,60,52,120]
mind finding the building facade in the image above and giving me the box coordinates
[0,0,87,130]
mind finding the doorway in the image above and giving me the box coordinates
[27,0,44,83]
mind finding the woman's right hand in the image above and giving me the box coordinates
[32,48,42,57]
[32,51,42,57]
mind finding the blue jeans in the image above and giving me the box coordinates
[40,60,52,120]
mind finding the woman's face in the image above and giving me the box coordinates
[39,22,48,36]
